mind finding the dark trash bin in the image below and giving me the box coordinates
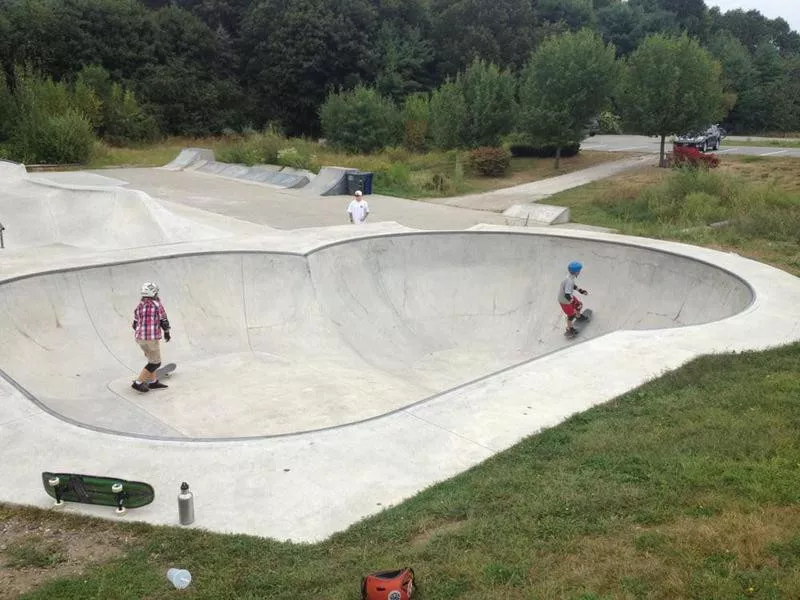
[346,171,374,195]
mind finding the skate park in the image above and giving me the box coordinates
[1,155,800,542]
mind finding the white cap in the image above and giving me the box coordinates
[355,190,363,196]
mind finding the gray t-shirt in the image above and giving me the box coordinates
[558,274,577,304]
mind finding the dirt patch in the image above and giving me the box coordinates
[0,514,137,597]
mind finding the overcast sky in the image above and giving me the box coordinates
[707,0,800,33]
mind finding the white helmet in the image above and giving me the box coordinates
[140,282,159,298]
[354,190,363,197]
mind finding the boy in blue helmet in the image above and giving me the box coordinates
[558,261,589,336]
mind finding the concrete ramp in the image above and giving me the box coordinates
[303,166,359,196]
[0,161,246,250]
[0,232,753,440]
[161,147,215,171]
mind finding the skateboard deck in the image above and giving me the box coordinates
[565,308,593,338]
[42,472,155,514]
[155,362,176,378]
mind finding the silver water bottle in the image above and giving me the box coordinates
[178,482,195,525]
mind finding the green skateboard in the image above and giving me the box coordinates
[565,308,593,338]
[42,472,155,515]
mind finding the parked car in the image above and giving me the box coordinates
[674,125,725,152]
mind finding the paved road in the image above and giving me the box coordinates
[583,134,800,158]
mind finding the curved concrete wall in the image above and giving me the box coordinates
[0,232,752,439]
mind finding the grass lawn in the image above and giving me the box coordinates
[549,155,800,276]
[3,344,800,599]
[86,136,636,199]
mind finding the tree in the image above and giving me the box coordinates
[319,86,402,153]
[241,0,379,135]
[429,79,468,149]
[429,0,535,77]
[458,58,516,147]
[619,34,725,166]
[374,24,435,101]
[519,29,618,168]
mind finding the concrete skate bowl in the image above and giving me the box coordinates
[0,232,753,441]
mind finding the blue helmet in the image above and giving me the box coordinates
[568,261,583,274]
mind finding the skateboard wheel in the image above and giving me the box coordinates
[48,477,60,487]
[111,483,123,493]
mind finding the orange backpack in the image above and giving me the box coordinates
[361,567,415,600]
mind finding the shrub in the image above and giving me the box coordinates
[320,86,402,153]
[469,146,511,177]
[509,142,581,158]
[597,110,623,134]
[16,110,95,164]
[276,146,317,171]
[670,145,720,169]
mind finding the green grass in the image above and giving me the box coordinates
[549,157,800,276]
[4,537,67,569]
[4,344,800,599]
[85,133,631,200]
[727,139,800,149]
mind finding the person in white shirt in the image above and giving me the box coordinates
[347,190,369,224]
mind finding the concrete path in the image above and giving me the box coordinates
[429,155,654,212]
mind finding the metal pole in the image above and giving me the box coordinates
[0,223,4,249]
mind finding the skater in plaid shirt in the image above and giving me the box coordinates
[131,282,172,393]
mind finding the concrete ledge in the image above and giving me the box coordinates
[503,203,570,225]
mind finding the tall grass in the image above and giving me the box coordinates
[592,168,800,243]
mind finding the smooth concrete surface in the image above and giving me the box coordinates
[91,167,510,230]
[0,234,753,439]
[1,161,799,542]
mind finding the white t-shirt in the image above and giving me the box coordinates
[347,199,369,224]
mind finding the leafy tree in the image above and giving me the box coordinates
[536,0,596,32]
[136,5,244,135]
[429,0,535,76]
[375,24,435,101]
[429,79,468,149]
[707,31,756,92]
[597,1,679,56]
[619,34,725,166]
[519,29,618,168]
[320,86,402,153]
[458,58,516,147]
[241,0,379,136]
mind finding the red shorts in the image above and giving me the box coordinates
[560,297,583,317]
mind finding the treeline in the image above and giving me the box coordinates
[0,0,799,146]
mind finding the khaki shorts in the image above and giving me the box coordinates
[137,339,161,364]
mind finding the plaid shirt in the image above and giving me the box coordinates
[134,298,168,341]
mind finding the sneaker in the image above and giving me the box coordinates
[566,327,580,337]
[148,380,168,390]
[576,314,589,322]
[131,381,149,393]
